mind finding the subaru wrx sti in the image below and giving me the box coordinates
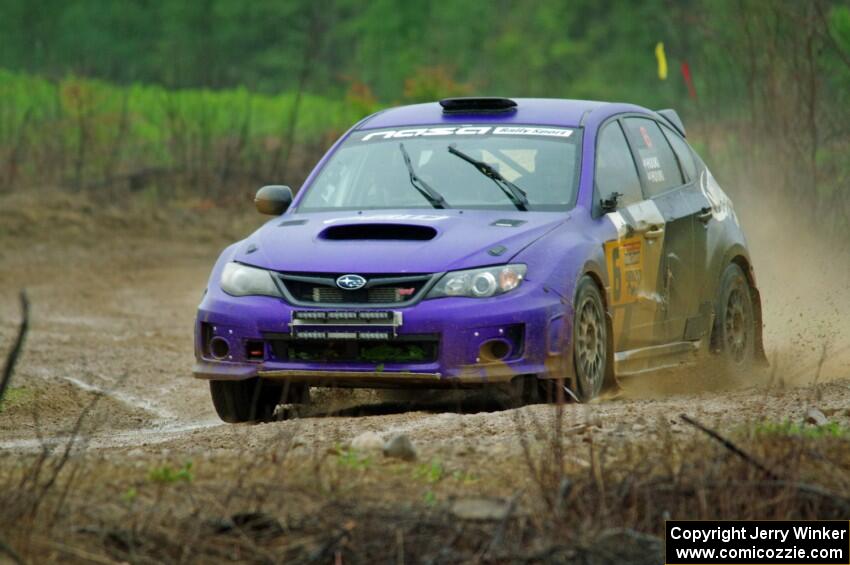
[194,97,764,423]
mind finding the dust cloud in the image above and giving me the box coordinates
[740,190,850,386]
[618,179,850,400]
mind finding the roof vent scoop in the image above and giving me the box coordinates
[320,223,437,241]
[439,97,518,114]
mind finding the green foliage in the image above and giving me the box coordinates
[121,487,138,503]
[753,420,850,439]
[0,69,373,193]
[402,67,471,103]
[413,460,477,486]
[413,459,444,484]
[422,489,437,506]
[451,469,478,485]
[0,0,847,111]
[147,462,194,485]
[0,0,709,105]
[0,0,848,234]
[0,387,31,413]
[337,446,372,470]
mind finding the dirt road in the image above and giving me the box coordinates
[1,190,849,461]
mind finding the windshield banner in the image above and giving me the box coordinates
[360,126,574,141]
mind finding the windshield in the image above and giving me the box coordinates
[297,125,582,212]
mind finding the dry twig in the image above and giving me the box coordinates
[0,290,29,405]
[680,414,778,480]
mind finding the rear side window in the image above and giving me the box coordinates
[595,121,643,207]
[623,117,683,196]
[659,122,697,182]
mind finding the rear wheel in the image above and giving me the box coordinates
[573,277,608,402]
[713,263,755,369]
[209,379,309,423]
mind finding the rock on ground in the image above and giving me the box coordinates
[383,433,417,461]
[450,497,512,521]
[350,431,384,452]
[805,407,829,426]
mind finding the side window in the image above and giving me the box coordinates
[659,122,697,182]
[623,117,683,197]
[595,121,643,207]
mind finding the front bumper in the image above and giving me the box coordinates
[194,280,571,387]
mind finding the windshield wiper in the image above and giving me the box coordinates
[448,144,529,211]
[398,143,449,209]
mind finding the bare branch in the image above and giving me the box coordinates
[0,539,23,565]
[0,290,29,407]
[680,414,778,480]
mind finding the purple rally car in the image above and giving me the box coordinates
[195,97,765,423]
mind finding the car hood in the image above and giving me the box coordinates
[236,209,570,274]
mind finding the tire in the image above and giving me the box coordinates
[280,381,311,405]
[497,374,544,407]
[209,378,285,423]
[572,276,608,402]
[713,263,756,369]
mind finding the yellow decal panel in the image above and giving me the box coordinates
[604,236,644,306]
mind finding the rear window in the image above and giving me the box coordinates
[659,122,697,182]
[623,117,683,197]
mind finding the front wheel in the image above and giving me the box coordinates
[210,379,308,423]
[572,276,609,402]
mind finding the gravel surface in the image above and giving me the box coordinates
[1,191,848,463]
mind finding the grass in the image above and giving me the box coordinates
[147,462,195,485]
[753,420,850,439]
[413,459,444,484]
[336,446,373,471]
[0,69,378,195]
[1,418,848,563]
[0,386,31,413]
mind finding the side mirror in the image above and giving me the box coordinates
[599,191,622,213]
[255,185,293,215]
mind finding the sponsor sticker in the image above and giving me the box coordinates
[604,236,644,306]
[643,156,661,169]
[492,126,573,137]
[359,125,574,142]
[293,310,396,323]
[642,155,666,183]
[639,125,654,148]
[647,169,666,183]
[294,330,392,340]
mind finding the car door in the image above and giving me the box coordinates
[622,116,697,344]
[595,119,667,352]
[658,122,715,341]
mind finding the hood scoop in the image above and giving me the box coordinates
[319,223,437,241]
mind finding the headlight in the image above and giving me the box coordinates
[426,264,526,299]
[220,262,282,297]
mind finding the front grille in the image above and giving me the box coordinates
[267,334,439,364]
[279,273,432,305]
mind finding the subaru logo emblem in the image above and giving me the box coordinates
[336,274,367,290]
